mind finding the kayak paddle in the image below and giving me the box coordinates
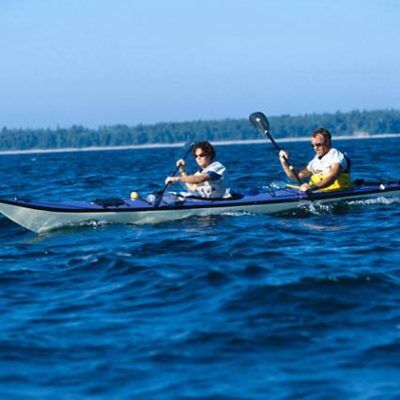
[249,111,303,185]
[153,141,194,207]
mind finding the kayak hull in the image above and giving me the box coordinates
[0,197,299,233]
[0,182,399,233]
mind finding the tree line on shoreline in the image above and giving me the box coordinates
[1,109,399,151]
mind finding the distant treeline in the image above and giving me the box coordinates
[1,109,400,151]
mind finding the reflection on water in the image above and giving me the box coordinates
[300,222,348,232]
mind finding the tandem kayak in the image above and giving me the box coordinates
[0,180,399,233]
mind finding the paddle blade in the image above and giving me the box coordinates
[249,112,270,134]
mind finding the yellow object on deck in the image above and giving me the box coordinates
[286,184,301,190]
[130,191,140,200]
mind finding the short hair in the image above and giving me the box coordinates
[312,128,331,144]
[192,141,216,160]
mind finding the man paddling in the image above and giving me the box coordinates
[279,128,352,192]
[165,141,231,198]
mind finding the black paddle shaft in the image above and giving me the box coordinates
[153,141,194,207]
[249,111,303,184]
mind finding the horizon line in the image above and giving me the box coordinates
[1,133,399,156]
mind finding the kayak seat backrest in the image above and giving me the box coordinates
[343,153,351,173]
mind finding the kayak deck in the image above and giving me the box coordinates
[0,188,306,212]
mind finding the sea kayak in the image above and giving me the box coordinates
[0,180,399,233]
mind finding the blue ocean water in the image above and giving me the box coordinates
[0,138,400,399]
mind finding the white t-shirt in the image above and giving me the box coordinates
[307,148,348,175]
[191,161,230,198]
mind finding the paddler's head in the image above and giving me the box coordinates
[311,128,331,158]
[192,141,215,169]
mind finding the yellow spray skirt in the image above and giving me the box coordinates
[286,173,354,192]
[309,173,354,192]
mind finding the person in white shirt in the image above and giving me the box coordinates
[279,128,351,192]
[165,141,231,198]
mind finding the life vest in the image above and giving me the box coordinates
[308,153,353,192]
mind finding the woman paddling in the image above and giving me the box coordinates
[165,141,231,198]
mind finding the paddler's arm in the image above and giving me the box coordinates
[279,150,311,181]
[167,159,209,190]
[300,163,343,192]
[165,173,210,190]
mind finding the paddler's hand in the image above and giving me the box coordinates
[176,158,187,175]
[279,150,289,163]
[300,183,317,192]
[176,159,185,168]
[300,183,310,192]
[165,176,181,185]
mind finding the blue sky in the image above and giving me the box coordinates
[1,0,399,128]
